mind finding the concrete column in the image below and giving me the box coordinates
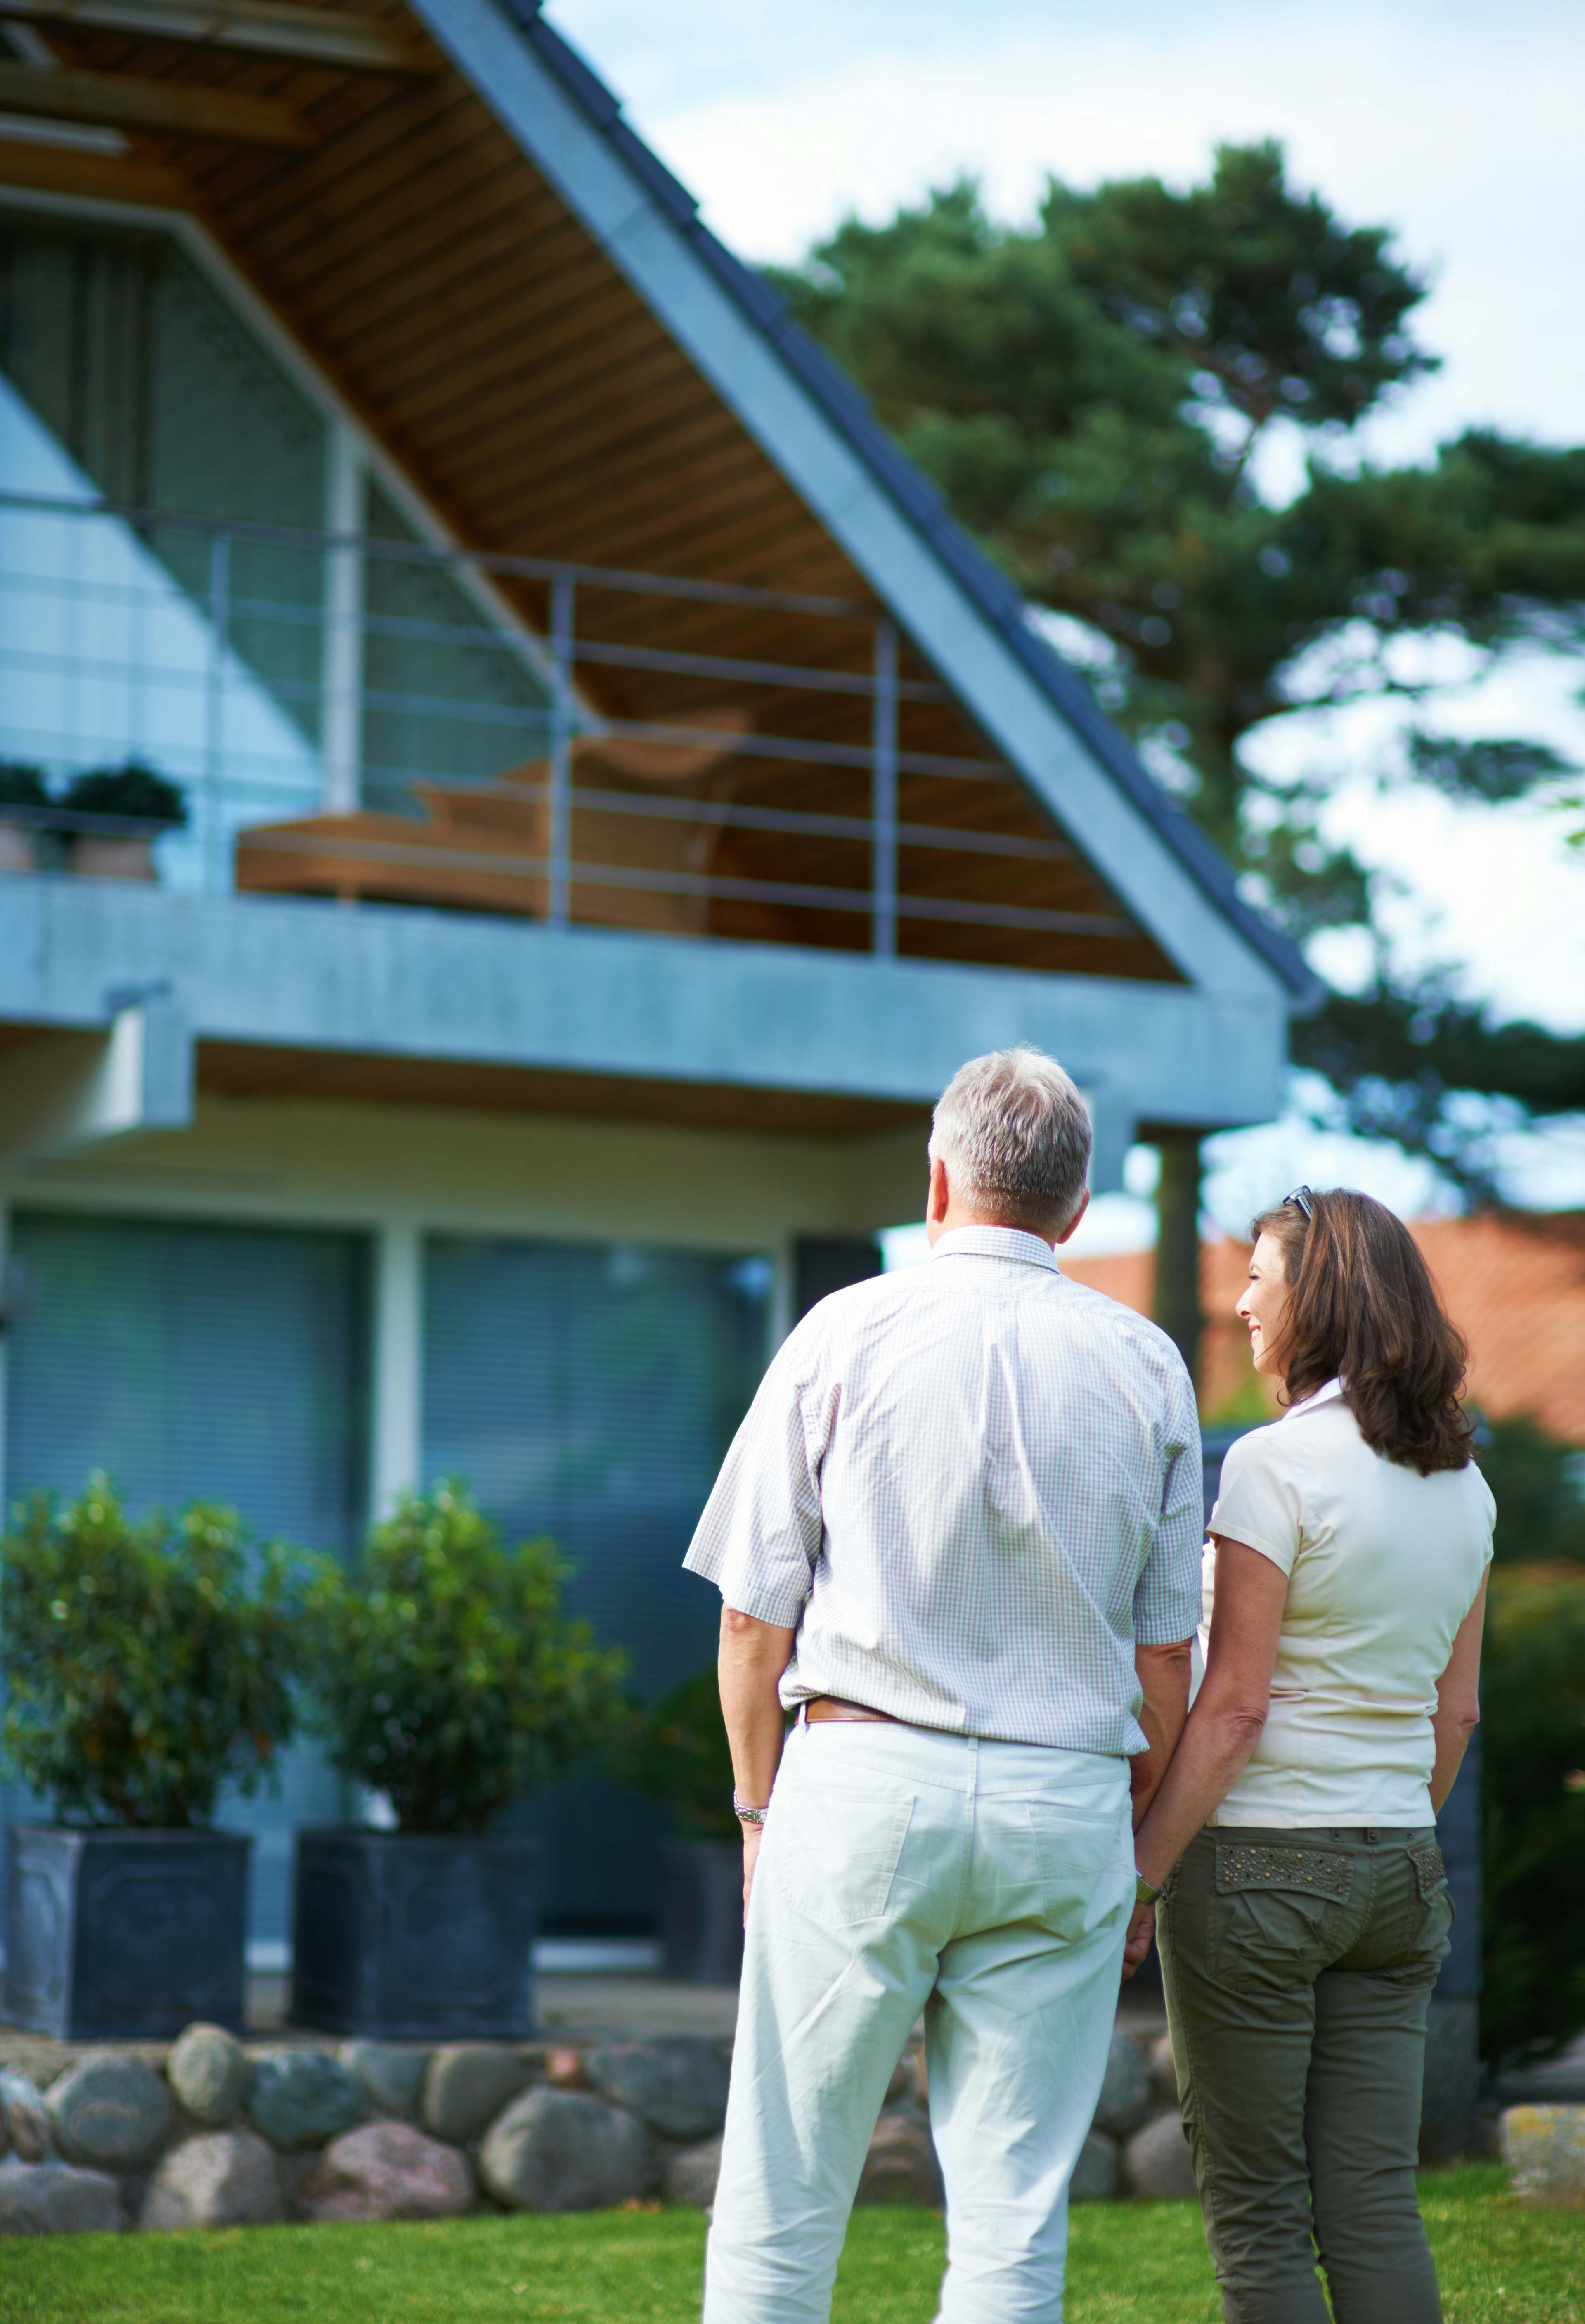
[322,422,366,814]
[1153,1130,1204,1388]
[369,1220,422,1521]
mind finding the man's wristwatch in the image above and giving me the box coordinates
[733,1793,769,1828]
[1135,1873,1161,1907]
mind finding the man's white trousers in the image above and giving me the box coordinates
[705,1718,1133,2324]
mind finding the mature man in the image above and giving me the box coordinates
[683,1046,1201,2323]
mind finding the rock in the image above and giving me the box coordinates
[1502,2105,1585,2207]
[0,2070,52,2163]
[167,2024,249,2128]
[1124,2109,1198,2201]
[340,2043,431,2121]
[1070,2129,1123,2203]
[1149,2033,1180,2107]
[855,2107,942,2207]
[421,2046,530,2146]
[1091,2030,1154,2141]
[139,2131,284,2230]
[246,2052,363,2150]
[585,2038,730,2142]
[0,2155,121,2235]
[298,2121,475,2223]
[663,2135,722,2210]
[45,2054,172,2171]
[478,2088,649,2213]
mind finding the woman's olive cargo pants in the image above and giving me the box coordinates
[1157,1823,1453,2324]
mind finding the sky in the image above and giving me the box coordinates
[549,0,1584,1241]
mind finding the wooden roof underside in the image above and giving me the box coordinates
[0,0,1184,981]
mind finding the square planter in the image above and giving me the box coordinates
[4,1825,250,2039]
[659,1837,744,1986]
[291,1827,540,2039]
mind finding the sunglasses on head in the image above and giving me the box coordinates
[1283,1185,1314,1221]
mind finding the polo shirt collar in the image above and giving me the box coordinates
[930,1224,1062,1271]
[1285,1376,1346,1419]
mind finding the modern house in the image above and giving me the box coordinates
[0,0,1317,1959]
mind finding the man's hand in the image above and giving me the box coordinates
[740,1822,764,1923]
[1120,1900,1155,1984]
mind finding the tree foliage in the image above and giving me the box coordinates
[0,1475,303,1827]
[770,145,1585,1177]
[304,1481,629,1834]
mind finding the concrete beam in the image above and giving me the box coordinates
[0,990,194,1164]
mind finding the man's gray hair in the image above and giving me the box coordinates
[930,1046,1092,1233]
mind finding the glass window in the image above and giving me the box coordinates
[423,1235,771,1929]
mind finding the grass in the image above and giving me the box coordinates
[0,2167,1579,2324]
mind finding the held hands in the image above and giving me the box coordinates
[1120,1899,1156,1984]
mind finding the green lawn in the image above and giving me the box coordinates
[0,2167,1578,2324]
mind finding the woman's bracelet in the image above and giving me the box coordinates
[733,1792,769,1827]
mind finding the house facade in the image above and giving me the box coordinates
[0,0,1316,1958]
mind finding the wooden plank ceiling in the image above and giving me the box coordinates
[0,0,1183,982]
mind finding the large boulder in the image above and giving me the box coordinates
[46,2054,172,2172]
[421,2045,529,2146]
[246,2052,363,2150]
[299,2120,475,2223]
[341,2043,431,2122]
[0,2070,52,2163]
[855,2107,942,2207]
[0,2155,121,2235]
[1124,2109,1198,2201]
[1502,2105,1585,2208]
[1070,2129,1122,2203]
[140,2131,284,2231]
[478,2088,649,2213]
[1091,2031,1154,2141]
[663,2136,723,2210]
[167,2024,249,2129]
[585,2039,730,2142]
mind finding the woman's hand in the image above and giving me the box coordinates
[1120,1900,1156,1983]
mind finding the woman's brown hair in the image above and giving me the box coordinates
[1251,1189,1474,1474]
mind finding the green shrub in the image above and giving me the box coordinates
[617,1664,737,1841]
[1480,1563,1585,2064]
[304,1481,629,1833]
[63,761,187,826]
[1479,1416,1585,1563]
[0,763,48,811]
[0,1474,304,1827]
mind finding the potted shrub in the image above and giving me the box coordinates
[0,763,49,875]
[620,1665,746,1985]
[0,1475,303,2037]
[296,1481,627,2039]
[61,761,186,879]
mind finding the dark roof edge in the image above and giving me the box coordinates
[509,0,1322,1008]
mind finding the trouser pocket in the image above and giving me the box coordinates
[1209,1839,1354,1994]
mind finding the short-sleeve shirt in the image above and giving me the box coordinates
[1204,1379,1495,1826]
[682,1224,1203,1757]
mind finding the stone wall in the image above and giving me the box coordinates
[0,2020,1197,2236]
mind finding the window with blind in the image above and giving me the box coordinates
[423,1235,772,1930]
[1,1212,369,1950]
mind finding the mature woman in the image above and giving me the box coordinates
[1132,1187,1493,2324]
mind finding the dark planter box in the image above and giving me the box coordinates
[659,1837,744,1986]
[4,1824,249,2039]
[291,1827,540,2039]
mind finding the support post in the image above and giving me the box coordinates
[204,530,231,895]
[321,424,365,813]
[1153,1130,1203,1388]
[547,574,575,926]
[369,1221,422,1522]
[871,617,898,956]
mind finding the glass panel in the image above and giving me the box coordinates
[361,483,551,812]
[1,1213,369,1949]
[423,1236,771,1929]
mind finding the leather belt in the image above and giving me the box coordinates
[803,1695,899,1725]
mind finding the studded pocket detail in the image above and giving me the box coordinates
[1410,1841,1448,1901]
[1214,1843,1351,1900]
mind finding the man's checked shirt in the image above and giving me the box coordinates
[683,1225,1204,1757]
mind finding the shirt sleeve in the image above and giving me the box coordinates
[1209,1424,1304,1577]
[1132,1351,1205,1645]
[681,1325,826,1628]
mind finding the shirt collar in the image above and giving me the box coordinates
[1284,1376,1346,1419]
[929,1224,1062,1272]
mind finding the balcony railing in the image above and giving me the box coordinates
[0,488,1138,968]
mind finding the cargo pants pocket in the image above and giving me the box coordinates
[1208,1839,1354,1995]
